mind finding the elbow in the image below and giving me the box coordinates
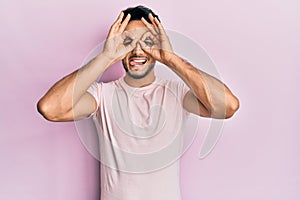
[210,95,240,119]
[225,95,240,119]
[37,99,55,121]
[37,99,65,122]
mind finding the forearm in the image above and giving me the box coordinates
[71,53,111,104]
[167,54,239,118]
[38,53,111,115]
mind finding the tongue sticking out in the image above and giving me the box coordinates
[130,61,142,66]
[130,59,146,66]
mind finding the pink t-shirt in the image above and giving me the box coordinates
[87,76,190,200]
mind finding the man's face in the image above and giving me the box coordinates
[122,20,156,79]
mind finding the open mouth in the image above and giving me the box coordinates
[129,56,148,68]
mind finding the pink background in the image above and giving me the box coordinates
[1,0,299,199]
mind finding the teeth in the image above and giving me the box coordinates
[133,59,146,63]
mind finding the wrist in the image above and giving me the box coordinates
[163,53,179,68]
[96,53,114,69]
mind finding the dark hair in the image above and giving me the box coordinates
[121,5,160,24]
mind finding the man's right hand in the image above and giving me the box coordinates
[102,12,137,64]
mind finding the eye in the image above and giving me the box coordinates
[123,37,133,46]
[144,37,154,46]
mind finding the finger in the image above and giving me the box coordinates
[121,31,136,47]
[140,35,160,55]
[139,40,159,58]
[153,16,167,35]
[121,30,134,40]
[141,31,159,45]
[125,38,139,52]
[148,13,160,34]
[108,12,124,35]
[113,12,124,26]
[141,17,158,36]
[118,14,131,33]
[138,40,151,53]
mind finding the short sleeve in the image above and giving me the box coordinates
[180,81,190,103]
[164,79,190,112]
[170,79,190,103]
[174,80,190,117]
[86,81,101,118]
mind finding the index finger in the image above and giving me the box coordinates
[150,14,167,36]
[112,12,124,26]
[141,17,158,36]
[118,14,131,33]
[108,12,124,35]
[153,16,166,33]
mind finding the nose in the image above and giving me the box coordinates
[132,42,144,55]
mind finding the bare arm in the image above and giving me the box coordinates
[37,54,111,121]
[37,12,136,121]
[140,13,240,119]
[167,55,239,119]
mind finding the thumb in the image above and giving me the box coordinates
[125,38,139,52]
[139,40,152,54]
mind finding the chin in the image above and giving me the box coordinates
[122,58,155,79]
[126,64,155,79]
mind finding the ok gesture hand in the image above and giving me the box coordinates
[139,13,174,65]
[102,12,138,64]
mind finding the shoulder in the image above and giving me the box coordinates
[98,78,121,88]
[156,77,190,100]
[157,77,181,87]
[157,77,187,91]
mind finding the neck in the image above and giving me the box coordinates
[124,73,156,88]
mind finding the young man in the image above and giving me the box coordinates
[38,5,239,200]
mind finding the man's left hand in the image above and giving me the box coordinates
[139,13,175,65]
